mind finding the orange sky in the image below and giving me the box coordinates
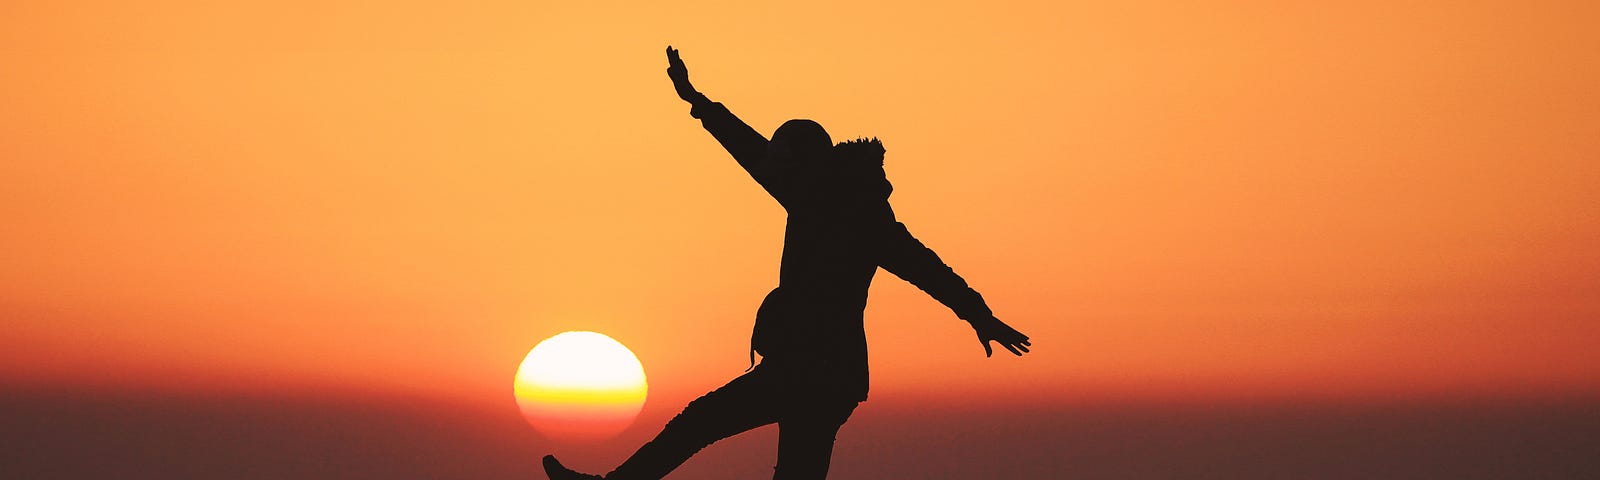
[3,0,1597,410]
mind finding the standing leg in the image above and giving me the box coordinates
[771,400,859,480]
[604,368,782,480]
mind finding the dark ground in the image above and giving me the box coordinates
[3,387,1596,479]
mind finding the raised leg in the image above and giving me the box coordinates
[605,369,781,480]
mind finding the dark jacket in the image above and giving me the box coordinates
[690,99,993,401]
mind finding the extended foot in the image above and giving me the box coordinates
[543,455,604,480]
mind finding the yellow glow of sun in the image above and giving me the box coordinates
[514,331,648,441]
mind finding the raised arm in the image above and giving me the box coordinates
[878,221,1032,357]
[666,46,783,200]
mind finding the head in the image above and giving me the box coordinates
[767,119,833,166]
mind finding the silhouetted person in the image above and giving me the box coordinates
[543,46,1031,480]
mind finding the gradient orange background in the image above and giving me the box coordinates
[3,0,1598,477]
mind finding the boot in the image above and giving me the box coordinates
[542,455,604,480]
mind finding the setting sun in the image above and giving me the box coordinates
[513,331,648,441]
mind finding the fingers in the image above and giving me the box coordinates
[977,320,1032,357]
[666,46,684,68]
[665,47,689,83]
[1005,342,1024,356]
[982,338,1030,357]
[997,335,1029,356]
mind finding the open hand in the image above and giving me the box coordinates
[665,45,701,103]
[972,316,1031,357]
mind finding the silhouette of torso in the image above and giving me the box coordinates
[691,100,993,402]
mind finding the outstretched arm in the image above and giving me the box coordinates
[666,46,780,199]
[879,221,1032,357]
